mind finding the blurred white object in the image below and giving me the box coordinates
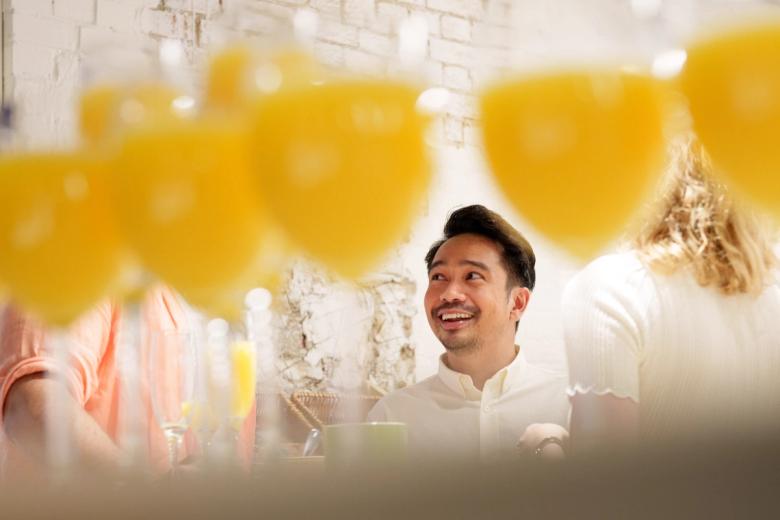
[652,49,687,80]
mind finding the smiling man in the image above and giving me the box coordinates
[367,205,569,464]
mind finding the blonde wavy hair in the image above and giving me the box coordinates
[631,134,778,296]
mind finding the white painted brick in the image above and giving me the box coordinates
[237,12,281,37]
[4,0,53,16]
[140,8,195,40]
[441,15,470,42]
[472,21,514,48]
[3,45,12,81]
[79,24,116,48]
[53,46,81,85]
[11,42,56,78]
[397,0,424,6]
[370,2,407,34]
[444,116,463,144]
[10,13,79,50]
[269,0,307,5]
[343,0,375,27]
[113,0,161,7]
[463,123,482,146]
[443,64,471,91]
[425,59,443,86]
[163,0,220,15]
[248,2,295,20]
[310,0,341,16]
[344,49,384,74]
[429,37,475,68]
[358,29,394,56]
[96,0,140,31]
[319,18,359,47]
[426,0,482,20]
[446,91,479,119]
[409,9,440,37]
[484,0,513,27]
[424,116,444,144]
[314,40,345,67]
[54,0,96,23]
[341,0,372,26]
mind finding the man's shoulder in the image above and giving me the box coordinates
[371,375,441,413]
[379,374,440,402]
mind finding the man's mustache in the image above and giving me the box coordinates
[431,303,480,319]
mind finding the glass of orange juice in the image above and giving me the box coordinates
[474,1,672,261]
[0,111,125,478]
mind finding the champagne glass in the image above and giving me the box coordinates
[149,330,197,478]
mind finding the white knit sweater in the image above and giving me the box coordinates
[563,251,780,444]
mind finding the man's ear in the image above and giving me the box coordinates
[509,286,531,322]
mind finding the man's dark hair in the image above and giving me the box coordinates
[425,205,536,293]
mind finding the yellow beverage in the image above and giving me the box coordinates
[229,341,257,430]
[79,83,183,148]
[112,118,265,309]
[481,71,665,259]
[0,153,123,325]
[680,21,780,217]
[79,83,120,148]
[189,402,220,443]
[205,46,322,112]
[252,80,431,278]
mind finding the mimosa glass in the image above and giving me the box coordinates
[150,330,197,478]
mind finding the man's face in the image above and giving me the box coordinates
[424,233,527,353]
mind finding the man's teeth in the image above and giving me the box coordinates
[441,313,473,321]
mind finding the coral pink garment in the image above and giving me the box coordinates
[0,286,255,481]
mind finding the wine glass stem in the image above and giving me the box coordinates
[169,437,180,479]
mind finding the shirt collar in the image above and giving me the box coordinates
[437,345,528,400]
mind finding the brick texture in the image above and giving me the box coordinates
[54,0,97,23]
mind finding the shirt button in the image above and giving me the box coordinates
[483,405,491,413]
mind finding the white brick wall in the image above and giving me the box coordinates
[54,0,97,23]
[96,0,141,32]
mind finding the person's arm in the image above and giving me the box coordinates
[569,393,638,455]
[516,423,569,461]
[3,373,122,475]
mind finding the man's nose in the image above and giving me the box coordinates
[441,280,466,302]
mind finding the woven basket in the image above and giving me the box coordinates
[290,392,382,432]
[256,391,315,443]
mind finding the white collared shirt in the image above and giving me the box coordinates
[367,347,570,464]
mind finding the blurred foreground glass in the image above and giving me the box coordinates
[0,114,125,480]
[680,18,780,220]
[476,0,667,260]
[150,330,197,479]
[206,5,434,280]
[204,315,258,467]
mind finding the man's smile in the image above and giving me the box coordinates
[436,309,476,331]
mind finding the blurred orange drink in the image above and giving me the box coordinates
[0,153,123,325]
[680,20,780,217]
[112,117,265,311]
[79,82,183,148]
[252,79,431,279]
[229,341,257,431]
[205,45,322,112]
[481,70,665,259]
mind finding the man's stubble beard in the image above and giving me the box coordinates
[439,326,483,355]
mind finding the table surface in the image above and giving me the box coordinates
[2,439,779,519]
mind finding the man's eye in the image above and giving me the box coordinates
[467,272,483,280]
[431,274,443,281]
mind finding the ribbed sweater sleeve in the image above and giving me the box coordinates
[562,253,654,403]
